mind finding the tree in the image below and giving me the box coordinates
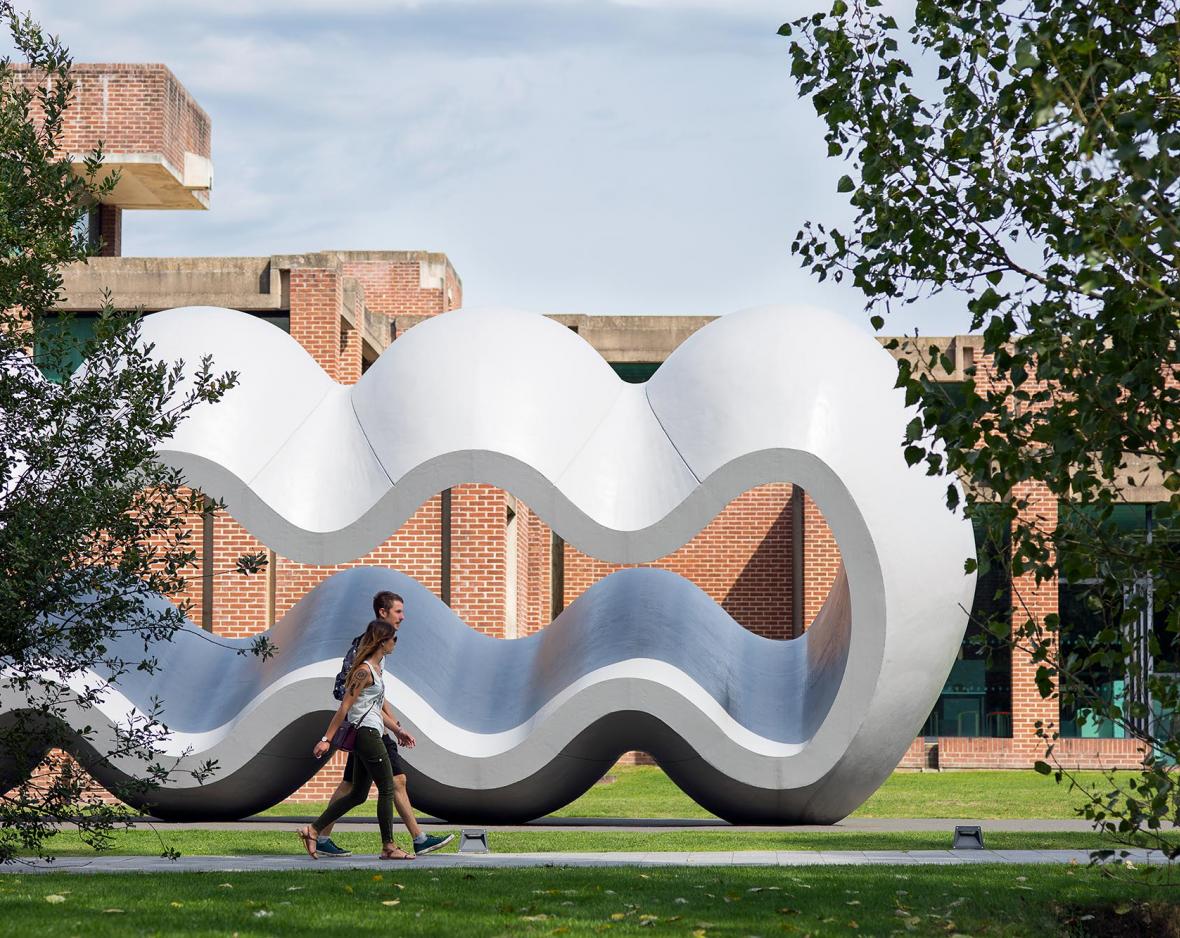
[782,0,1180,856]
[0,4,265,863]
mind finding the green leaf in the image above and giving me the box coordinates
[836,174,854,193]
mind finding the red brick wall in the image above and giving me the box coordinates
[13,63,211,173]
[449,484,507,636]
[801,492,841,628]
[514,500,553,637]
[341,255,462,318]
[289,268,344,380]
[96,204,121,257]
[274,498,444,626]
[1007,481,1063,761]
[560,485,796,638]
[207,513,269,639]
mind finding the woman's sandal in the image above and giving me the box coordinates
[379,845,415,860]
[297,826,319,859]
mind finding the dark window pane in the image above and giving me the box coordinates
[610,362,660,384]
[921,507,1012,737]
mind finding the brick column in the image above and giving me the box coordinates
[288,267,343,380]
[801,492,841,629]
[338,320,362,385]
[449,484,507,636]
[1009,481,1060,762]
[96,204,121,257]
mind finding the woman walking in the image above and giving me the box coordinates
[298,619,414,860]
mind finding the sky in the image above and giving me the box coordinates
[17,0,973,335]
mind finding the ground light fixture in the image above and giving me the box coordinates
[459,829,489,854]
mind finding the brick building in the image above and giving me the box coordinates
[30,64,1157,801]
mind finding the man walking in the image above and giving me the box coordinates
[315,590,453,857]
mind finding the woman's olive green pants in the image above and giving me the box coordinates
[313,726,395,844]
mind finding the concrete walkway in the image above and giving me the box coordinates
[6,848,1165,874]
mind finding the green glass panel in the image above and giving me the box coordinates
[609,362,660,384]
[921,509,1012,737]
[33,313,98,383]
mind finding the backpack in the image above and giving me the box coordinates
[333,634,364,701]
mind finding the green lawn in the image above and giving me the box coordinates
[0,866,1169,937]
[258,766,1138,821]
[23,827,1179,858]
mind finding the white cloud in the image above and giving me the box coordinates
[11,0,974,334]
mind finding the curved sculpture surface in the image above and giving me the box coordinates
[3,304,975,823]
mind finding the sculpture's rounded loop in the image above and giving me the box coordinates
[0,305,974,823]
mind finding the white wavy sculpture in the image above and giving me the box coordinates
[1,304,975,823]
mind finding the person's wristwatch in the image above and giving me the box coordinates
[319,736,329,743]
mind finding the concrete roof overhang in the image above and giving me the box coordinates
[73,151,212,210]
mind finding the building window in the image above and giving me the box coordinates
[609,362,661,383]
[920,507,1012,737]
[33,313,99,383]
[1058,503,1177,739]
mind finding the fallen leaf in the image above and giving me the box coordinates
[674,898,688,905]
[372,874,383,882]
[1114,903,1132,915]
[170,901,183,908]
[44,895,66,904]
[101,908,123,914]
[847,900,861,906]
[848,921,859,929]
[610,912,626,921]
[392,883,405,890]
[382,900,400,907]
[343,885,354,895]
[253,910,272,918]
[218,883,234,889]
[521,914,550,922]
[778,908,800,915]
[286,886,304,892]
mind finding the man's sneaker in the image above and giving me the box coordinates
[316,837,352,857]
[413,832,454,856]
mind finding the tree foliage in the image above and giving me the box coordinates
[783,0,1180,855]
[0,4,265,863]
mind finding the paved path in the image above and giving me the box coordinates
[6,849,1165,874]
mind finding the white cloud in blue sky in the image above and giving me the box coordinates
[18,1,971,334]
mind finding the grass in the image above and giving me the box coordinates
[0,865,1172,936]
[22,827,1180,858]
[257,766,1141,821]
